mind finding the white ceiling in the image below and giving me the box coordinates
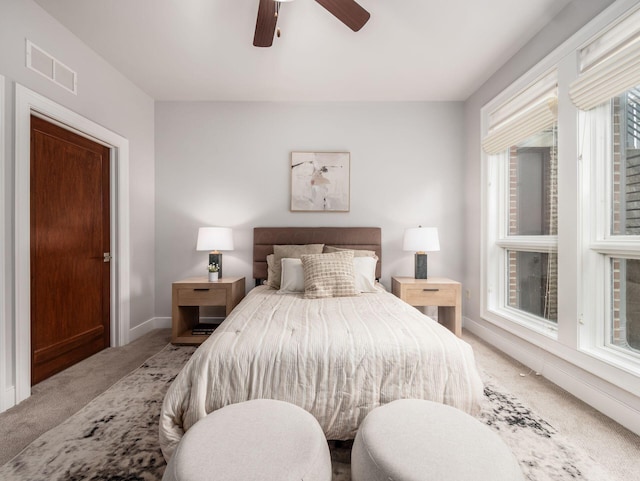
[34,0,571,101]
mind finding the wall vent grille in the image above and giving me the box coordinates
[26,40,77,95]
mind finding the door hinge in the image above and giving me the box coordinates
[103,252,112,263]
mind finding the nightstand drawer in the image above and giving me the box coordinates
[177,287,226,306]
[392,277,461,337]
[403,287,457,306]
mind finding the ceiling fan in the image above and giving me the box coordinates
[253,0,370,47]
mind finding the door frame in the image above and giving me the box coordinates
[14,84,130,405]
[0,75,6,411]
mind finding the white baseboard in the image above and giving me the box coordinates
[1,386,15,413]
[128,317,171,343]
[464,316,640,437]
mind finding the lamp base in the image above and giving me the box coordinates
[415,253,428,279]
[209,252,223,279]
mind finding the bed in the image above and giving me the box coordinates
[159,227,484,460]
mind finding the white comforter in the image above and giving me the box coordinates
[159,285,484,460]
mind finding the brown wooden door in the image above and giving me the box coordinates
[30,115,111,385]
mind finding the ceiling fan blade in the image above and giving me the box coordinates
[315,0,370,32]
[253,0,278,47]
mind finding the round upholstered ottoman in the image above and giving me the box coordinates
[351,399,524,481]
[163,399,331,481]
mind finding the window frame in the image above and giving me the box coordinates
[483,108,559,339]
[579,101,640,372]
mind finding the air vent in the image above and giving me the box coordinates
[26,40,77,95]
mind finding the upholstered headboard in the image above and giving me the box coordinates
[253,227,382,282]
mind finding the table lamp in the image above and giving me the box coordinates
[403,226,440,279]
[196,227,234,278]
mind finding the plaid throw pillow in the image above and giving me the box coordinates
[301,251,358,298]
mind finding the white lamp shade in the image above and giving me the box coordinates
[403,227,440,252]
[196,227,234,251]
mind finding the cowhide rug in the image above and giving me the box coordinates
[0,344,613,481]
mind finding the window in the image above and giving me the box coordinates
[611,258,640,353]
[611,88,640,354]
[580,87,640,362]
[612,89,640,239]
[483,72,558,334]
[506,127,558,324]
[481,2,640,400]
[571,6,640,365]
[508,250,557,321]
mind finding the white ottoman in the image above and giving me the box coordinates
[163,399,331,481]
[351,399,524,481]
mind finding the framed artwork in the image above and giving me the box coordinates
[290,152,350,212]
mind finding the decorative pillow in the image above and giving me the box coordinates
[323,245,378,258]
[278,258,305,293]
[280,256,376,294]
[301,251,358,299]
[266,244,324,289]
[353,256,378,293]
[265,254,276,287]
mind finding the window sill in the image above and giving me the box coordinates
[481,306,640,398]
[579,342,640,381]
[484,305,558,341]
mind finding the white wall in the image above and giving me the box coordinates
[0,0,155,408]
[155,101,465,316]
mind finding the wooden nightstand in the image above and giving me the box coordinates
[172,276,245,345]
[391,277,462,337]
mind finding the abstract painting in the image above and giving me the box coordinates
[290,152,350,212]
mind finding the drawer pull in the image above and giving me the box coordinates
[193,288,210,291]
[423,288,440,292]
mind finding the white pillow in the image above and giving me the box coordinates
[278,258,305,293]
[353,256,377,293]
[279,255,378,294]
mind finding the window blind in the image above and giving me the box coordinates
[569,7,640,111]
[482,70,557,155]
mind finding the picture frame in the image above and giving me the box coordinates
[290,151,350,212]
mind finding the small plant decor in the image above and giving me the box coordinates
[208,263,220,281]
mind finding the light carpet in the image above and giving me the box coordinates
[0,343,614,481]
